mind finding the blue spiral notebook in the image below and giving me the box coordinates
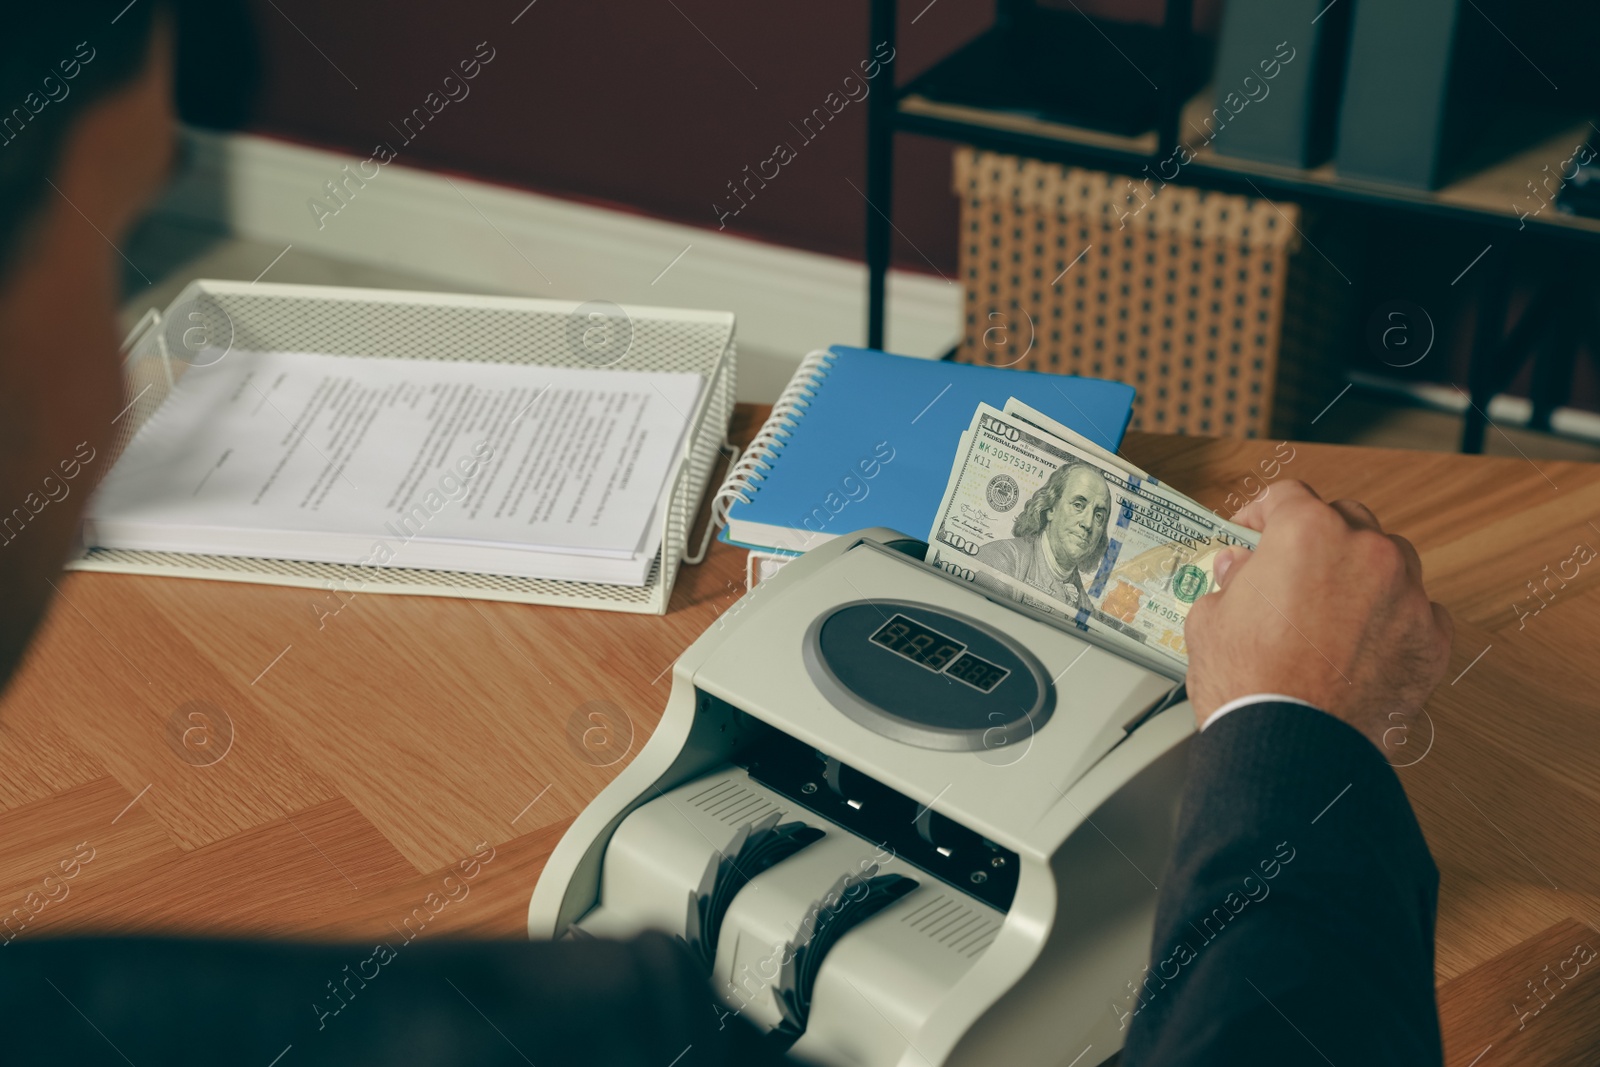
[716,346,1136,555]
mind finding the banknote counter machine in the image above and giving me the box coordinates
[528,529,1195,1067]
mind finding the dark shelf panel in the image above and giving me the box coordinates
[903,25,1207,140]
[864,0,1594,452]
[894,63,1600,241]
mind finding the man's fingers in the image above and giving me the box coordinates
[1391,533,1423,582]
[1230,480,1323,533]
[1213,545,1253,590]
[1331,499,1381,531]
[1184,580,1217,639]
[1431,600,1454,647]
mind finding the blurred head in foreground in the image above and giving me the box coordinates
[0,3,176,691]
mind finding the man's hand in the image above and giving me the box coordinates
[1185,481,1454,748]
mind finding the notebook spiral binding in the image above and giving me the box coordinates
[707,347,837,535]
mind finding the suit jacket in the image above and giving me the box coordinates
[0,930,780,1066]
[0,702,1439,1065]
[1122,700,1443,1066]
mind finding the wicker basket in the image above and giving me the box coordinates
[953,147,1345,438]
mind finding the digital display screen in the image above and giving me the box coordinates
[943,651,1011,693]
[870,614,965,672]
[868,614,1012,693]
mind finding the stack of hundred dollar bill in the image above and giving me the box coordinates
[927,399,1259,674]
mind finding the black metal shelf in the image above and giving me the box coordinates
[894,94,1600,240]
[863,0,1600,452]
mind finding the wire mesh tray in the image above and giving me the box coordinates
[71,280,737,615]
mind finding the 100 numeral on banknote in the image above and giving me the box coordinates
[927,405,1256,669]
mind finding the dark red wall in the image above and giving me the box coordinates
[241,1,1227,274]
[245,0,1004,273]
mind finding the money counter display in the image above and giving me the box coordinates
[528,528,1198,1067]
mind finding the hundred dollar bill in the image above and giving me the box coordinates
[927,403,1257,670]
[1002,397,1260,545]
[1003,396,1156,484]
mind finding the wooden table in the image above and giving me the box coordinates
[3,405,1597,1064]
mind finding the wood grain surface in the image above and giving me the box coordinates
[1,404,1596,1059]
[1436,918,1600,1067]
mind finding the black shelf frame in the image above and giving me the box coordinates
[864,0,1600,452]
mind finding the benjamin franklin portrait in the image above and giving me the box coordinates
[973,460,1112,610]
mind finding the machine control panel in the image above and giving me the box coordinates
[804,599,1055,753]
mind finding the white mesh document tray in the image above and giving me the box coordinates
[71,280,737,615]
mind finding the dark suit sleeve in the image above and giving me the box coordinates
[1122,701,1442,1067]
[0,931,784,1066]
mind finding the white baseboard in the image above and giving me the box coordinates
[153,130,962,402]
